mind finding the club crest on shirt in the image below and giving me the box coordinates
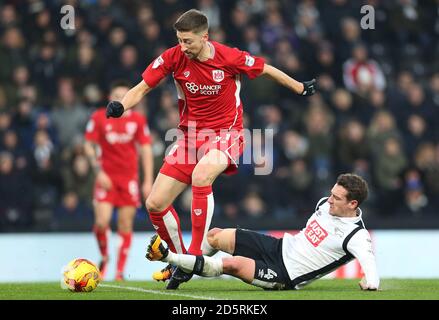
[183,70,190,78]
[125,122,137,135]
[212,69,224,82]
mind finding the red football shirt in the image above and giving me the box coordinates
[142,41,265,132]
[84,108,151,177]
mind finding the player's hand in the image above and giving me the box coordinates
[358,277,378,291]
[96,170,113,190]
[106,101,125,118]
[299,79,316,96]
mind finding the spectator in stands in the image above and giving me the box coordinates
[30,129,61,228]
[330,88,356,128]
[343,43,386,95]
[304,104,334,186]
[403,114,432,156]
[51,78,89,151]
[0,151,32,230]
[367,110,402,157]
[279,130,309,165]
[284,158,314,216]
[400,168,434,217]
[31,43,62,105]
[12,98,35,148]
[0,27,26,83]
[374,137,408,215]
[414,143,439,208]
[336,120,370,172]
[241,190,266,219]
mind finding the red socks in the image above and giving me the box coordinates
[93,225,109,259]
[189,185,214,255]
[148,205,187,254]
[116,231,132,277]
[93,227,132,278]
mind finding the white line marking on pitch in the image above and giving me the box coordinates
[101,284,223,300]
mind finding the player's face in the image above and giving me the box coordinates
[327,184,358,217]
[110,86,129,101]
[176,30,207,60]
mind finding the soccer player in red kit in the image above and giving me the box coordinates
[84,81,154,281]
[106,9,316,289]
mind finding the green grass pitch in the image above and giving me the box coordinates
[1,279,439,300]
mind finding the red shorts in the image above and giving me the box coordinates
[93,174,140,207]
[160,130,245,185]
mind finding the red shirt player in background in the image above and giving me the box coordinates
[84,81,153,281]
[106,9,316,289]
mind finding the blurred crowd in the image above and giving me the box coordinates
[1,0,439,231]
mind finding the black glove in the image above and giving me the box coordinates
[106,101,125,118]
[300,79,317,96]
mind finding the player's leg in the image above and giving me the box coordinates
[115,205,136,281]
[188,149,229,256]
[166,150,229,289]
[93,201,113,279]
[208,227,289,289]
[206,227,236,254]
[145,172,188,254]
[146,234,282,288]
[145,172,189,282]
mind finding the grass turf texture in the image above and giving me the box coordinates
[1,279,438,300]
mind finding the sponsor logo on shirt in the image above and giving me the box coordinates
[245,55,255,67]
[183,70,190,78]
[105,132,135,144]
[305,220,328,247]
[185,82,221,95]
[212,69,224,82]
[152,55,164,69]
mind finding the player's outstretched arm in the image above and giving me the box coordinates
[106,80,152,118]
[261,64,316,96]
[347,230,380,291]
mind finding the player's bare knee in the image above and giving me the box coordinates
[219,228,236,253]
[191,170,212,187]
[118,224,132,233]
[207,228,223,249]
[117,219,132,233]
[145,196,166,212]
[94,221,108,230]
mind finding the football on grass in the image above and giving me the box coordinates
[63,258,101,292]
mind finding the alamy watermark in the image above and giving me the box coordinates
[360,5,375,30]
[60,5,75,30]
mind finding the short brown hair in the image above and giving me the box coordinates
[336,173,369,206]
[174,9,208,33]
